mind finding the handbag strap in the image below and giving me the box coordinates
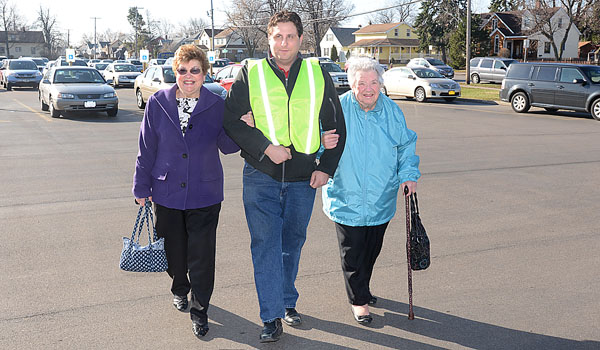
[130,204,145,242]
[144,200,159,242]
[409,192,419,217]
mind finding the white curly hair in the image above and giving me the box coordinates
[345,56,385,88]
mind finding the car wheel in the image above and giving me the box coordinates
[6,82,12,91]
[511,92,530,113]
[444,97,457,102]
[544,108,558,113]
[591,99,600,121]
[107,107,118,117]
[136,89,146,109]
[414,87,427,102]
[49,98,60,118]
[40,92,49,111]
[471,74,480,84]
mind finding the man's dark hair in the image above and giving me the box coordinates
[267,10,303,37]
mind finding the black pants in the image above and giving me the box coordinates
[335,222,389,306]
[154,202,221,322]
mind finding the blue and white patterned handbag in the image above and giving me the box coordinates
[119,200,168,272]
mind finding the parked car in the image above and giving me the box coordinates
[240,57,260,66]
[319,61,350,94]
[213,58,233,69]
[0,59,43,90]
[134,65,227,109]
[382,67,461,102]
[90,62,109,72]
[88,59,101,66]
[20,57,46,72]
[148,58,166,66]
[470,57,517,84]
[316,57,334,63]
[42,60,56,76]
[38,66,118,117]
[406,57,454,79]
[126,59,143,72]
[100,59,113,63]
[213,64,243,91]
[500,62,600,121]
[102,63,142,87]
[55,58,88,67]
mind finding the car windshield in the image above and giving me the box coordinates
[580,66,600,83]
[9,60,38,70]
[30,58,45,66]
[59,60,87,66]
[503,59,517,67]
[163,67,176,83]
[155,59,166,65]
[204,75,215,83]
[114,64,136,72]
[321,62,343,72]
[94,63,108,70]
[129,60,142,65]
[54,69,105,84]
[412,68,444,79]
[426,58,445,66]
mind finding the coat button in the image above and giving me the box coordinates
[188,124,193,129]
[181,182,186,188]
[182,153,188,159]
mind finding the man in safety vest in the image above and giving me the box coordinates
[223,10,345,343]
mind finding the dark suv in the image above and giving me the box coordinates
[500,62,600,121]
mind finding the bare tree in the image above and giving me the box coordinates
[225,0,269,58]
[368,0,417,24]
[36,6,60,58]
[155,18,175,39]
[0,0,26,57]
[178,17,208,37]
[524,0,594,60]
[296,0,354,56]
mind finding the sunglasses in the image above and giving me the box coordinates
[176,67,203,75]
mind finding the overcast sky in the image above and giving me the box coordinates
[24,0,491,44]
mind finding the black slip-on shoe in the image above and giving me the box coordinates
[173,294,188,312]
[260,318,283,343]
[352,308,373,325]
[283,308,302,326]
[368,295,378,305]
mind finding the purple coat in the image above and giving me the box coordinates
[132,84,239,210]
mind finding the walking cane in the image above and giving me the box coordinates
[404,186,415,320]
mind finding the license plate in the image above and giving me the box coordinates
[84,101,96,108]
[449,91,455,95]
[20,79,31,82]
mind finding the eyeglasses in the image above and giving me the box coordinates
[176,67,203,75]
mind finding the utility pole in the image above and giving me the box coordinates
[91,17,100,59]
[466,0,471,84]
[134,7,144,59]
[67,29,70,48]
[210,0,215,76]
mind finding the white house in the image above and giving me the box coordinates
[319,27,359,62]
[525,7,580,59]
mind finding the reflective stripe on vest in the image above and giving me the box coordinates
[248,58,324,154]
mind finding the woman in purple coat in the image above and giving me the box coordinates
[132,45,239,338]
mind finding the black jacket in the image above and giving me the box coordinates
[223,56,346,182]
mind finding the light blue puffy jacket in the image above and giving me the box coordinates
[322,91,421,226]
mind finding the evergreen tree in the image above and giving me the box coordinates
[448,15,491,69]
[330,45,339,62]
[489,0,519,12]
[414,0,466,62]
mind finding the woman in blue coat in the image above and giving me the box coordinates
[132,45,239,338]
[321,57,421,325]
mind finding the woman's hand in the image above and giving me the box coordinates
[135,197,152,206]
[321,129,339,149]
[240,111,255,127]
[402,181,417,196]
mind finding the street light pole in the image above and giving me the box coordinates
[466,0,471,84]
[91,17,100,60]
[210,0,215,76]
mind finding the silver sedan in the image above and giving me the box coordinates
[39,66,119,118]
[382,67,461,102]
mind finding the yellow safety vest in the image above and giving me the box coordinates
[248,58,324,154]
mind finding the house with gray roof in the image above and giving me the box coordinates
[320,27,360,62]
[0,31,46,58]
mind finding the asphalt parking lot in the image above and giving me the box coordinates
[1,87,599,349]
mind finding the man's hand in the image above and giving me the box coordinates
[240,111,255,127]
[310,170,329,188]
[264,144,292,164]
[401,181,417,196]
[321,129,339,150]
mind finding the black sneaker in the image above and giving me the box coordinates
[283,308,302,326]
[192,319,209,338]
[173,294,188,312]
[260,318,283,343]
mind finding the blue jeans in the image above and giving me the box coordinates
[242,162,316,323]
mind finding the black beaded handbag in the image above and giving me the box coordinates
[409,193,430,270]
